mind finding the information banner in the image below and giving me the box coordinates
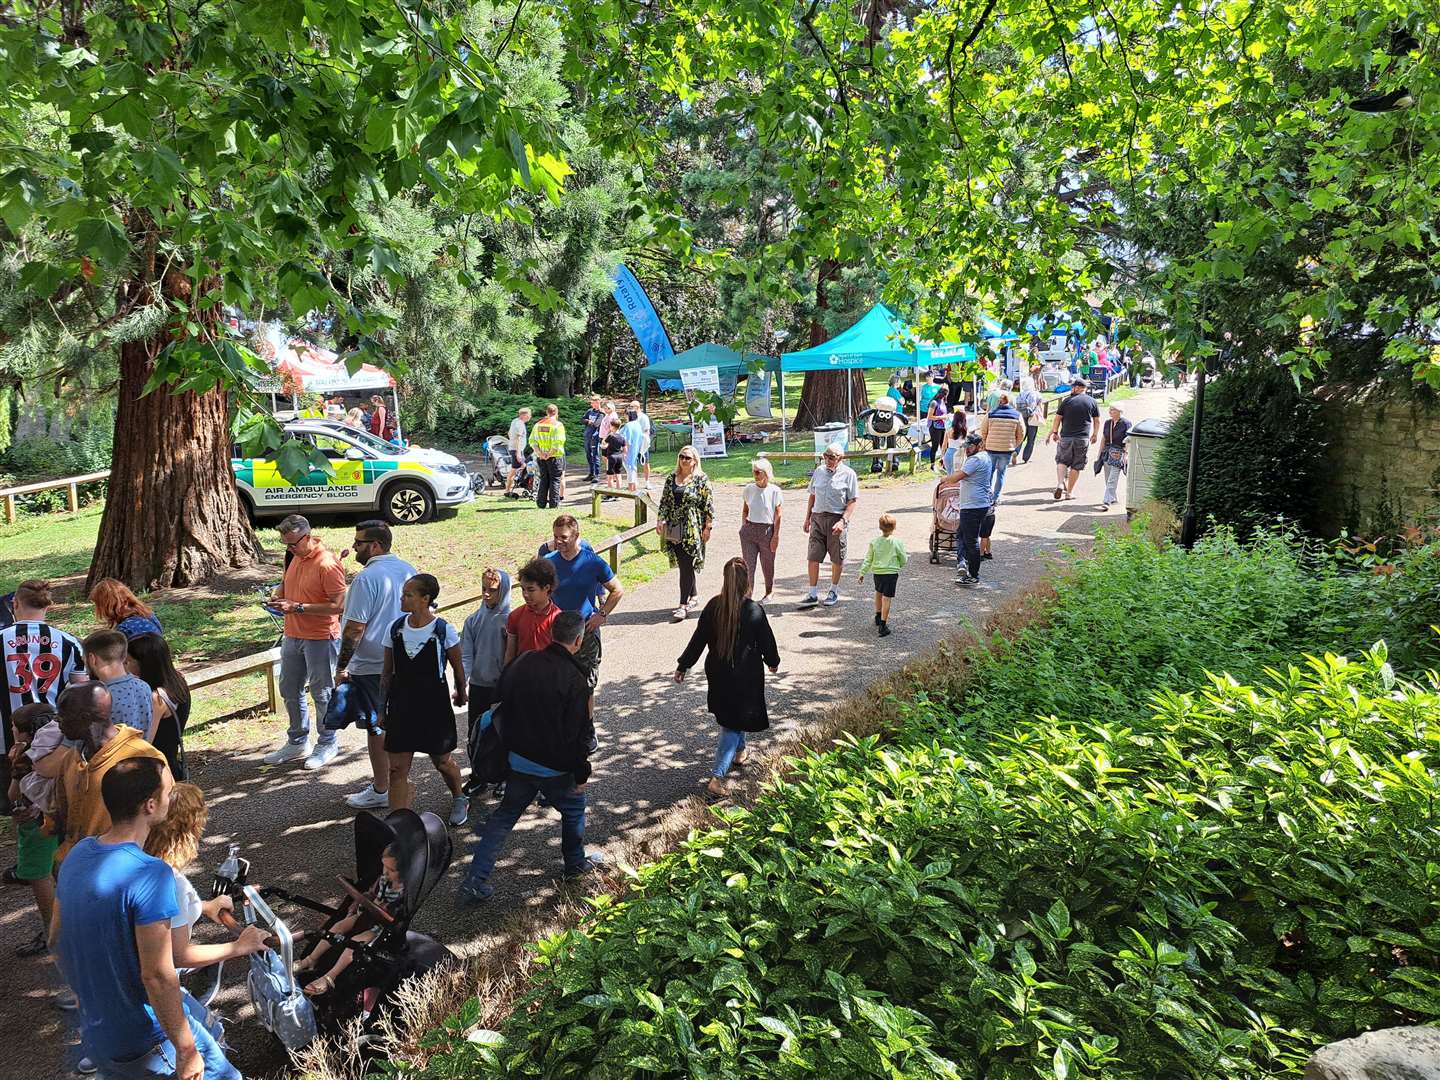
[680,365,721,393]
[745,370,774,418]
[692,419,728,458]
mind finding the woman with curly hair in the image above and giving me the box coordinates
[90,578,163,639]
[657,446,715,621]
[145,784,270,1039]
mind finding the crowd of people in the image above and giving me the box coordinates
[4,359,1142,1077]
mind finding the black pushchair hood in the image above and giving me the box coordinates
[353,809,452,924]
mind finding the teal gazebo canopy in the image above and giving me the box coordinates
[640,342,777,384]
[778,304,931,371]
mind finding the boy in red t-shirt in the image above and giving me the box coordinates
[504,558,560,665]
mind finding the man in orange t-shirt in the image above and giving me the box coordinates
[265,514,347,769]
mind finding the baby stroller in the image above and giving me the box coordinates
[929,475,963,564]
[215,809,457,1052]
[483,435,537,498]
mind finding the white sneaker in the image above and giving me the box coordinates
[77,1057,96,1075]
[448,795,470,827]
[758,593,772,606]
[263,741,308,766]
[304,742,339,770]
[672,606,688,621]
[821,588,840,607]
[799,590,820,607]
[345,784,389,810]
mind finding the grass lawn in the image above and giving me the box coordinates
[1,495,668,741]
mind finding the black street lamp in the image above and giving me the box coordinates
[1178,357,1207,550]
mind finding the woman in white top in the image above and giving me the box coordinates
[145,783,271,1042]
[738,458,783,602]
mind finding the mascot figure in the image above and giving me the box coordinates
[856,396,909,474]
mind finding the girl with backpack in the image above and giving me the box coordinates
[380,574,468,821]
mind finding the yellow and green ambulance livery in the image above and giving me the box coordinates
[233,421,474,525]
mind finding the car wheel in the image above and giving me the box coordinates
[237,492,256,524]
[382,481,434,525]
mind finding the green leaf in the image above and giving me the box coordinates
[76,217,131,267]
[506,127,532,187]
[140,146,186,191]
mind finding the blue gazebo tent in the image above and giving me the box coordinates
[779,304,931,371]
[778,304,944,449]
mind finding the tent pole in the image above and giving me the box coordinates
[780,369,787,452]
[392,387,402,444]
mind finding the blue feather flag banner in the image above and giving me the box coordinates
[611,264,675,366]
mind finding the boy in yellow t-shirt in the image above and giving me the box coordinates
[857,513,908,638]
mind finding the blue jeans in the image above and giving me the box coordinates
[279,636,340,745]
[713,728,747,778]
[942,445,959,475]
[585,432,601,478]
[463,772,588,886]
[987,451,1011,505]
[94,1010,240,1079]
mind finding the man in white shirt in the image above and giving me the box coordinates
[325,521,418,809]
[504,407,531,497]
[799,443,859,608]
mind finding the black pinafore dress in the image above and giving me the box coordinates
[383,616,458,755]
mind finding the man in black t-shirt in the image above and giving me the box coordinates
[1046,378,1101,500]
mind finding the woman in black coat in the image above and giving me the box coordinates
[674,557,781,797]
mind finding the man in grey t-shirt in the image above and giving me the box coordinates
[799,443,859,608]
[327,520,417,809]
[1046,379,1100,501]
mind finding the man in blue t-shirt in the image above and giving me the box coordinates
[949,434,995,586]
[544,514,624,710]
[54,757,243,1079]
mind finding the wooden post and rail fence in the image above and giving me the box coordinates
[0,469,111,525]
[5,378,1103,720]
[177,488,662,718]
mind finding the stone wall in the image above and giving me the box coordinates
[1315,383,1440,536]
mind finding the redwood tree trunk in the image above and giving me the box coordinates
[87,250,261,591]
[794,258,867,429]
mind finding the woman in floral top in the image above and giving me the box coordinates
[657,446,715,621]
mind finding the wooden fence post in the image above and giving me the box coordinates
[67,482,79,513]
[3,494,13,525]
[266,658,282,715]
[591,489,601,520]
[607,544,620,572]
[633,498,645,527]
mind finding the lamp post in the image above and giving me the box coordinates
[1178,356,1207,550]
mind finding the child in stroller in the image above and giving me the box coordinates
[218,809,456,1051]
[483,435,537,498]
[293,843,404,997]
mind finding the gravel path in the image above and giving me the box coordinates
[1,388,1185,1079]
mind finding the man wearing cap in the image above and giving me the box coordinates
[799,443,859,608]
[1046,378,1100,501]
[948,434,994,586]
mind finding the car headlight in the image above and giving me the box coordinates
[439,463,468,476]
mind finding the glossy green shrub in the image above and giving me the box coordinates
[413,531,1440,1079]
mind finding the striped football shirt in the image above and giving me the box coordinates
[2,621,85,752]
